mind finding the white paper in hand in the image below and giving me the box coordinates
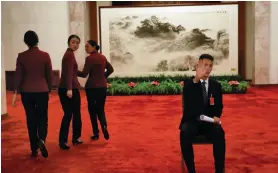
[200,115,221,124]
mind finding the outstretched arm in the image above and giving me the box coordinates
[77,57,90,78]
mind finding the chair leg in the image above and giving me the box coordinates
[181,150,186,173]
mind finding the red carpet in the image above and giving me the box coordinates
[2,86,278,173]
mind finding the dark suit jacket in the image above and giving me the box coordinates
[14,47,52,92]
[59,48,80,90]
[179,78,223,129]
[77,51,114,88]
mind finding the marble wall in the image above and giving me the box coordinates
[1,43,7,115]
[254,1,270,84]
[1,1,92,87]
[253,1,278,84]
[1,1,70,71]
[269,2,278,84]
[68,1,90,86]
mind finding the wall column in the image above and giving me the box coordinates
[68,1,91,86]
[253,1,270,84]
[1,43,8,117]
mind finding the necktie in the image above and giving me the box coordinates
[201,81,208,106]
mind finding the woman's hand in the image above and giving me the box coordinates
[67,90,73,98]
[12,91,17,107]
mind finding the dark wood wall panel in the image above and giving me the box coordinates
[5,70,60,91]
[112,1,133,6]
[238,1,246,79]
[89,1,98,42]
[112,1,222,6]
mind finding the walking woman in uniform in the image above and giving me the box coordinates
[77,40,114,140]
[58,35,83,150]
[13,30,52,158]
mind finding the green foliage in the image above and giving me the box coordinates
[107,74,244,83]
[106,76,249,96]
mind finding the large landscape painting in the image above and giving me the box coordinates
[100,5,238,76]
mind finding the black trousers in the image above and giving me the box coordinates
[180,121,226,173]
[85,88,108,135]
[58,88,82,143]
[21,92,49,152]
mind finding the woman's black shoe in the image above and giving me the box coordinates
[59,143,70,150]
[90,135,99,140]
[103,126,110,140]
[38,139,48,158]
[72,139,83,145]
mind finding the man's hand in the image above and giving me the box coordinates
[67,90,73,98]
[194,60,206,83]
[213,116,221,124]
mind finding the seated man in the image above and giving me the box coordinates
[179,54,225,173]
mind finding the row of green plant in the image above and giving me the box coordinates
[107,74,244,84]
[106,78,249,96]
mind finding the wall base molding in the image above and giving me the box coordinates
[5,70,60,91]
[1,113,9,120]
